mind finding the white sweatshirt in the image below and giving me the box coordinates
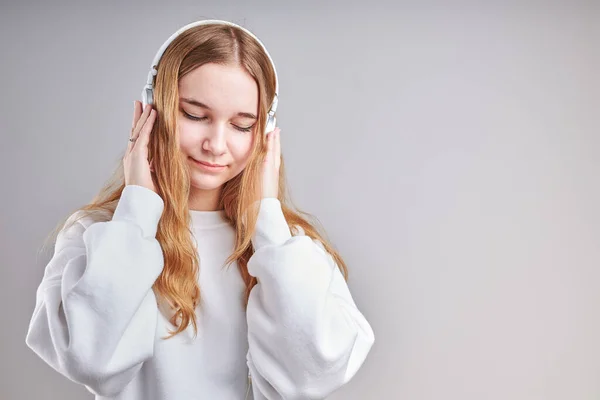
[25,184,375,400]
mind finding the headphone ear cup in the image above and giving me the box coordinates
[141,87,153,108]
[265,114,276,135]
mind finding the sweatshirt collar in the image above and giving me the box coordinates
[189,209,230,229]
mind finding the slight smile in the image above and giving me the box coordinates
[191,158,227,171]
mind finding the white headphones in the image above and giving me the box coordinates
[141,19,279,135]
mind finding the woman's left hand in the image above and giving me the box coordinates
[261,127,281,199]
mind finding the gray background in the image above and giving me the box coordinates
[2,0,599,399]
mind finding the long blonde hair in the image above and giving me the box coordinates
[42,23,348,340]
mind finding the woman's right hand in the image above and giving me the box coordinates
[124,101,157,193]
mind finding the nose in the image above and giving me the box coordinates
[202,122,227,155]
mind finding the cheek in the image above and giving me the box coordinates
[177,123,196,153]
[229,135,255,164]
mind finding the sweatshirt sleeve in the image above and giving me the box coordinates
[245,198,375,400]
[25,184,165,398]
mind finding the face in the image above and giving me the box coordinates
[177,62,259,195]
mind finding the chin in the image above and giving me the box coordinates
[189,176,228,191]
[187,160,246,190]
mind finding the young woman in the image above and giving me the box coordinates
[25,19,375,400]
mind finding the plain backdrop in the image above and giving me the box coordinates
[2,0,599,399]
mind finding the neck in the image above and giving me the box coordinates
[188,186,223,211]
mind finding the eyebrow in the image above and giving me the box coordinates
[180,97,257,120]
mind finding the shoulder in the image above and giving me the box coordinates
[290,224,328,254]
[59,209,112,238]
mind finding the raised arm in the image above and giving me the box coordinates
[25,184,165,397]
[245,198,375,399]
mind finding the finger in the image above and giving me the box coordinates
[131,109,156,158]
[266,130,274,161]
[131,101,142,129]
[136,109,156,150]
[274,127,281,162]
[128,105,153,153]
[134,104,153,134]
[128,101,142,153]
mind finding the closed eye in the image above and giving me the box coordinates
[182,111,253,133]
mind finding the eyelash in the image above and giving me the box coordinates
[182,111,253,133]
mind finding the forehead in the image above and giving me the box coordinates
[178,63,258,114]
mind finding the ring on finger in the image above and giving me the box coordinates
[129,127,137,142]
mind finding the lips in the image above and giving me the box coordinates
[192,158,225,167]
[190,158,228,172]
